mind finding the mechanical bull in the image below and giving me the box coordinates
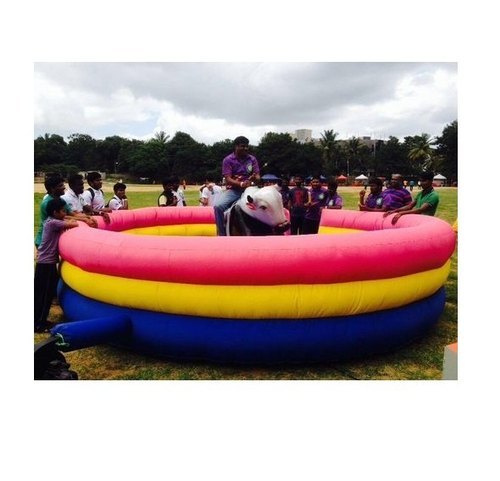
[225,186,290,236]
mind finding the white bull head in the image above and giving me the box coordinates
[236,186,289,228]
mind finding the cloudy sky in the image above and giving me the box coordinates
[34,62,457,145]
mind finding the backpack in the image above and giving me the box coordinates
[87,187,104,207]
[104,196,116,208]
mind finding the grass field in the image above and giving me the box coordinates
[34,183,458,380]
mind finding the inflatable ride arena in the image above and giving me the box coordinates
[52,206,456,365]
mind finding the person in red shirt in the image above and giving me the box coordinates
[287,175,309,235]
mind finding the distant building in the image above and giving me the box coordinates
[290,129,313,144]
[290,130,384,150]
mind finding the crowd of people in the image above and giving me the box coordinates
[34,135,442,333]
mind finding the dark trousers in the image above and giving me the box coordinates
[290,214,306,235]
[34,263,59,328]
[302,218,320,235]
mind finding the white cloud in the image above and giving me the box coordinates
[34,62,457,144]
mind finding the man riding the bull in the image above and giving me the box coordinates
[214,136,261,236]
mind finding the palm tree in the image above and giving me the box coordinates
[320,129,339,173]
[153,130,170,144]
[346,136,363,175]
[408,133,435,171]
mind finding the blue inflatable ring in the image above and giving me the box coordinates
[57,283,446,365]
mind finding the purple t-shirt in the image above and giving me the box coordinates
[326,192,343,208]
[365,192,385,209]
[222,153,260,189]
[305,187,328,220]
[37,217,67,264]
[383,187,412,210]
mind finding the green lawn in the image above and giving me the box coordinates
[34,185,458,380]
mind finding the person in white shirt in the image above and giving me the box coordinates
[81,171,112,215]
[61,173,88,213]
[201,181,223,207]
[108,182,129,210]
[172,178,186,206]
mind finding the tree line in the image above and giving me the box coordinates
[34,120,457,183]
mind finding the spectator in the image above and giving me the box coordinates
[61,174,94,217]
[358,177,388,211]
[287,175,309,235]
[198,179,210,205]
[35,175,95,249]
[383,173,412,211]
[303,176,328,234]
[172,177,186,206]
[201,178,224,207]
[81,172,112,215]
[278,178,291,207]
[158,178,178,207]
[325,178,343,209]
[214,135,260,236]
[34,198,79,332]
[108,182,129,210]
[384,171,440,224]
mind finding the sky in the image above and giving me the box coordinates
[34,62,457,145]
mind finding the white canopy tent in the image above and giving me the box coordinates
[433,173,447,186]
[355,174,368,180]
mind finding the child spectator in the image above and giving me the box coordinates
[358,177,388,211]
[201,178,224,207]
[278,178,291,207]
[172,177,186,206]
[198,179,210,206]
[158,178,178,207]
[287,175,309,235]
[303,176,328,234]
[108,182,129,210]
[325,178,343,209]
[35,174,95,249]
[34,198,79,332]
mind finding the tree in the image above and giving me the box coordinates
[205,139,234,181]
[95,136,126,173]
[255,132,297,176]
[39,163,81,178]
[153,130,170,144]
[319,130,340,175]
[117,138,144,175]
[164,132,210,182]
[407,133,435,173]
[128,139,168,179]
[292,142,323,178]
[375,136,410,177]
[344,136,367,176]
[66,134,98,171]
[254,132,323,179]
[34,134,67,170]
[435,120,457,183]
